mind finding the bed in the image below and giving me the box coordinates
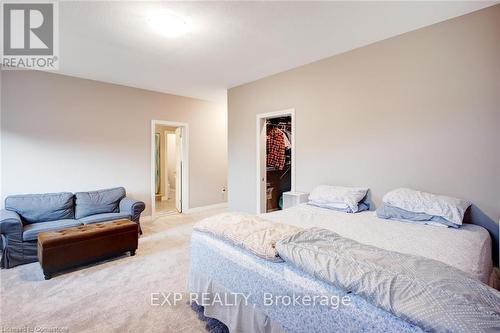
[265,204,492,283]
[188,204,495,333]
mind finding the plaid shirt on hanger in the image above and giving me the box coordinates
[267,127,286,170]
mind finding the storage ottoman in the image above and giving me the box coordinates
[37,219,138,279]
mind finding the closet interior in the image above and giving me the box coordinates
[266,116,292,212]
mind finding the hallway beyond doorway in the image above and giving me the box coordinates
[152,120,189,217]
[155,196,176,215]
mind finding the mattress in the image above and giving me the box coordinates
[189,231,424,333]
[263,204,493,283]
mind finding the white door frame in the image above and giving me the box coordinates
[255,109,295,214]
[151,120,189,218]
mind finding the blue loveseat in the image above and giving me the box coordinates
[0,187,145,268]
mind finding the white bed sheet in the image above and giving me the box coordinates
[263,204,493,283]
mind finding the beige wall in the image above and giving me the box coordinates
[1,71,227,215]
[228,6,500,259]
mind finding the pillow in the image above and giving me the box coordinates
[308,185,368,212]
[381,188,470,227]
[75,187,126,219]
[308,200,370,213]
[5,192,74,224]
[376,202,456,228]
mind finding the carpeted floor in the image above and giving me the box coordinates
[0,209,225,333]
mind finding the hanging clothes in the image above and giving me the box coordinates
[267,127,287,170]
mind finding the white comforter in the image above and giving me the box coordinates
[194,212,302,261]
[263,204,492,283]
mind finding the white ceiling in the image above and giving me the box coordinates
[58,1,497,102]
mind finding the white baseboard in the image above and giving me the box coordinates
[185,202,228,214]
[143,202,227,220]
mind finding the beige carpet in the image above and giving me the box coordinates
[0,209,224,333]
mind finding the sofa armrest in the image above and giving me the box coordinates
[119,197,145,223]
[0,209,23,236]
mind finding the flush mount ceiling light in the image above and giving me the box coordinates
[148,13,189,38]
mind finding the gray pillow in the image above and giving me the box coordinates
[376,202,458,228]
[382,188,470,226]
[308,200,370,213]
[5,192,74,224]
[75,187,125,219]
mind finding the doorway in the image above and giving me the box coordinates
[151,120,189,218]
[256,109,295,214]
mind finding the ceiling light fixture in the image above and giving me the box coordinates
[148,13,189,38]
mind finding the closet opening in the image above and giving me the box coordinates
[256,109,295,214]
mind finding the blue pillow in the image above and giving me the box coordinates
[376,203,458,228]
[308,200,370,213]
[74,187,125,219]
[5,192,74,224]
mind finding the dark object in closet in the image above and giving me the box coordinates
[266,170,292,212]
[266,116,292,213]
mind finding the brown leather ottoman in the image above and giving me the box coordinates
[38,219,138,279]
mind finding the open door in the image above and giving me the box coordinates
[175,127,183,212]
[256,110,295,214]
[151,120,189,218]
[259,119,267,213]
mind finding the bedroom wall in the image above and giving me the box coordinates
[1,71,228,215]
[228,6,500,261]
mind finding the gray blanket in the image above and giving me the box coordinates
[276,227,500,333]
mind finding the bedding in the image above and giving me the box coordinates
[193,212,301,261]
[308,200,369,213]
[276,228,500,333]
[189,231,424,333]
[376,202,455,227]
[264,204,492,283]
[188,205,494,332]
[308,185,368,212]
[381,188,470,226]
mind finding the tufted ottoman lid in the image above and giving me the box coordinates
[38,219,137,248]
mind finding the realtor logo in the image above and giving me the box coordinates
[1,1,59,69]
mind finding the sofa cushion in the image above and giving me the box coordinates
[79,212,131,225]
[5,192,74,224]
[75,187,126,219]
[23,219,82,241]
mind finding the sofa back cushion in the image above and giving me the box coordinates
[75,187,126,219]
[5,192,74,224]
